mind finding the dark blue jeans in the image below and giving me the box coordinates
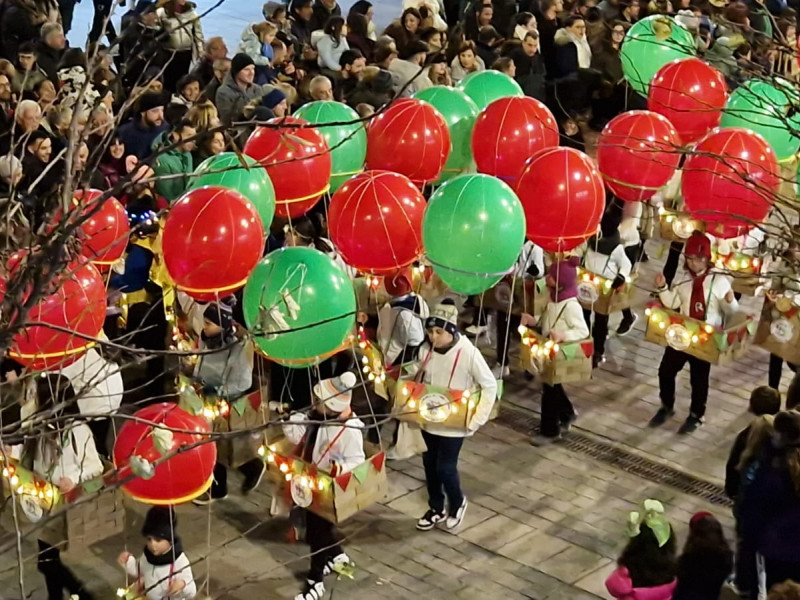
[421,430,464,514]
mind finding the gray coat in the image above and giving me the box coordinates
[194,337,254,399]
[214,72,267,125]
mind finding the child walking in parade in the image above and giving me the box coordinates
[650,231,738,434]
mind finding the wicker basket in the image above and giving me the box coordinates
[263,438,387,524]
[712,252,765,297]
[0,461,124,555]
[644,302,756,366]
[518,327,594,385]
[755,296,800,365]
[658,207,705,243]
[577,269,637,315]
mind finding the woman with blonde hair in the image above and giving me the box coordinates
[186,101,220,132]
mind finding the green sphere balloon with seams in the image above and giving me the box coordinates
[414,86,480,184]
[243,247,356,367]
[456,70,523,111]
[423,173,526,295]
[294,101,367,192]
[188,152,275,228]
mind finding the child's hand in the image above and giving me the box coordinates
[117,551,132,566]
[520,312,538,327]
[168,579,186,594]
[57,477,75,493]
[654,273,666,288]
[550,330,565,343]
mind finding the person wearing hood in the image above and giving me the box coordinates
[528,257,591,446]
[117,92,168,160]
[580,213,632,368]
[215,52,269,125]
[650,232,738,434]
[118,506,197,600]
[151,118,196,203]
[157,0,204,92]
[284,371,364,600]
[410,300,497,532]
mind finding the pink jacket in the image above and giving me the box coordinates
[605,566,676,600]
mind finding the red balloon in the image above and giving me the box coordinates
[682,128,779,239]
[648,58,728,146]
[365,98,450,186]
[113,403,216,505]
[472,96,558,185]
[6,256,106,370]
[162,186,264,301]
[328,170,426,275]
[596,111,682,202]
[244,117,331,218]
[515,148,605,253]
[74,190,130,266]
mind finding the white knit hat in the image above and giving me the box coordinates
[313,372,356,413]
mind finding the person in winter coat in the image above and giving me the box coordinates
[151,118,196,203]
[510,31,547,102]
[672,512,733,600]
[238,21,278,84]
[56,48,101,113]
[117,92,168,160]
[615,197,642,335]
[118,1,167,90]
[35,22,66,85]
[383,7,422,56]
[450,40,485,83]
[590,22,628,129]
[13,41,48,93]
[317,15,350,72]
[215,53,268,125]
[529,257,591,445]
[157,0,204,92]
[386,39,432,96]
[411,300,497,532]
[1,0,60,63]
[32,375,103,600]
[606,499,678,600]
[650,232,738,434]
[309,0,341,32]
[580,217,632,368]
[118,506,197,600]
[284,371,364,600]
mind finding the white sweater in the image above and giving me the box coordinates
[284,416,366,473]
[56,348,123,417]
[512,241,545,278]
[619,201,642,248]
[540,297,590,342]
[376,294,430,366]
[409,335,497,437]
[582,245,632,280]
[317,35,349,70]
[124,552,197,600]
[658,273,737,328]
[34,423,104,486]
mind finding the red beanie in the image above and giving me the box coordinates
[689,511,714,530]
[384,268,413,297]
[684,232,711,261]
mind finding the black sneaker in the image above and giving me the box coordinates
[648,408,675,428]
[241,460,266,494]
[416,508,447,531]
[592,354,606,369]
[616,313,639,337]
[678,415,703,435]
[192,491,228,506]
[560,411,579,433]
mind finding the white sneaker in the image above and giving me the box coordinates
[445,497,468,530]
[294,580,325,600]
[491,364,510,378]
[322,552,351,577]
[466,324,487,336]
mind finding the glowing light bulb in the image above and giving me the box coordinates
[279,463,289,473]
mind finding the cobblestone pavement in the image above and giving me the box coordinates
[1,235,775,599]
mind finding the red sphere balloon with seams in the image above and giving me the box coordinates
[73,189,130,267]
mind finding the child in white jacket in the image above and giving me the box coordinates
[529,257,590,446]
[118,506,197,600]
[284,371,365,600]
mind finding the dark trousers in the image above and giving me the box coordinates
[764,557,800,594]
[769,353,798,390]
[58,0,77,33]
[163,50,194,92]
[127,300,168,403]
[495,311,520,367]
[621,244,641,322]
[540,383,575,438]
[735,534,757,597]
[421,430,464,514]
[306,510,343,582]
[582,309,610,358]
[658,347,711,418]
[210,459,264,498]
[87,418,111,457]
[37,540,91,600]
[663,241,685,287]
[89,0,117,42]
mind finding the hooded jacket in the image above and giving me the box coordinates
[377,294,430,367]
[553,27,592,78]
[238,23,270,66]
[606,566,677,600]
[157,2,204,55]
[284,415,366,473]
[123,552,196,600]
[58,348,124,416]
[388,57,433,97]
[193,336,254,400]
[151,130,194,202]
[449,54,485,84]
[214,71,267,125]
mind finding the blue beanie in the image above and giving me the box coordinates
[261,88,286,110]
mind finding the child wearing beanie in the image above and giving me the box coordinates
[118,507,197,600]
[529,257,590,446]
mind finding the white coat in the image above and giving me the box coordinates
[376,294,430,367]
[56,348,123,417]
[658,273,737,328]
[583,245,632,280]
[540,297,590,342]
[34,423,104,486]
[124,552,197,600]
[284,416,366,474]
[157,4,204,56]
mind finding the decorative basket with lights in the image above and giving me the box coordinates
[0,459,124,553]
[577,268,637,315]
[177,375,267,468]
[478,276,548,316]
[261,438,387,524]
[518,327,594,385]
[658,204,705,243]
[389,379,484,431]
[644,301,756,365]
[353,265,432,315]
[355,329,391,399]
[755,294,800,364]
[713,248,765,297]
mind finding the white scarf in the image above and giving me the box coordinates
[568,31,593,69]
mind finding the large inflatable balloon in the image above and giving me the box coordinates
[456,70,524,111]
[621,15,695,97]
[648,58,727,145]
[596,110,681,202]
[188,153,276,228]
[471,96,558,187]
[294,101,367,192]
[413,86,480,184]
[163,186,264,301]
[682,128,780,239]
[113,403,216,505]
[719,79,800,161]
[74,190,129,267]
[423,174,526,294]
[365,98,450,186]
[516,148,605,252]
[243,247,356,367]
[244,117,331,218]
[328,171,425,275]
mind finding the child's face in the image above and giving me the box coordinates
[146,536,172,555]
[203,318,222,337]
[427,326,453,348]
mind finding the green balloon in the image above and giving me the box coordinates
[720,79,800,161]
[620,15,695,97]
[189,153,275,228]
[294,101,367,192]
[243,247,355,367]
[414,86,480,184]
[423,174,525,295]
[456,71,523,111]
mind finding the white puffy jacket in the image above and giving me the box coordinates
[284,416,366,473]
[124,552,197,600]
[56,348,123,417]
[158,4,204,56]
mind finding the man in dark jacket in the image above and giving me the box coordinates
[476,26,500,68]
[0,0,59,61]
[118,0,166,89]
[34,21,66,84]
[309,0,340,31]
[214,53,268,125]
[117,92,167,159]
[511,31,546,102]
[192,36,228,88]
